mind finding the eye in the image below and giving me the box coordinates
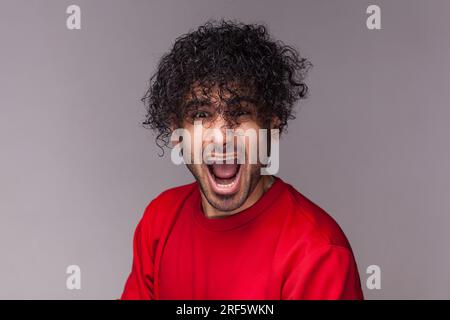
[235,110,250,117]
[193,111,210,118]
[185,110,212,122]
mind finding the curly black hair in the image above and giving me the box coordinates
[142,19,312,154]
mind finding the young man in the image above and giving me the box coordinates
[121,20,363,300]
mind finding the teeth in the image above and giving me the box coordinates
[205,153,238,164]
[207,156,237,164]
[217,178,237,188]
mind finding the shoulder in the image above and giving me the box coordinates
[276,178,353,253]
[274,179,361,292]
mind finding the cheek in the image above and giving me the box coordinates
[187,164,206,177]
[179,126,197,156]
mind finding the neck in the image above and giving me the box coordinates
[201,175,274,218]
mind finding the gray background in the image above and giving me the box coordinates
[0,0,449,299]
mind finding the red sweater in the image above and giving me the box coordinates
[121,177,364,300]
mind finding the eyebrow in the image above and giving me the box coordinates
[224,95,258,106]
[183,98,211,110]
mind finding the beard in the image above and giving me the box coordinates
[186,162,263,213]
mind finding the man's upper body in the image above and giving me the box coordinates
[121,176,363,300]
[122,20,363,300]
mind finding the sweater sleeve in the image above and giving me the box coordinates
[121,207,156,300]
[281,245,364,300]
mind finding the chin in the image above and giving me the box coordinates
[189,162,261,213]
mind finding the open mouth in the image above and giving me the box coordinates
[205,160,242,196]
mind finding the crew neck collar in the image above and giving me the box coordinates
[192,176,284,232]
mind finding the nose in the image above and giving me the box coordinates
[212,114,229,133]
[206,114,233,154]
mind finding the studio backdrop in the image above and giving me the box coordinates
[0,0,449,299]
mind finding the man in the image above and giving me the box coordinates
[121,20,363,300]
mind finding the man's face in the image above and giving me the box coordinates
[178,84,267,212]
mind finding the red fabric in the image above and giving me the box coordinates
[121,177,364,300]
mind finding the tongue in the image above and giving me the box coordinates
[212,164,239,179]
